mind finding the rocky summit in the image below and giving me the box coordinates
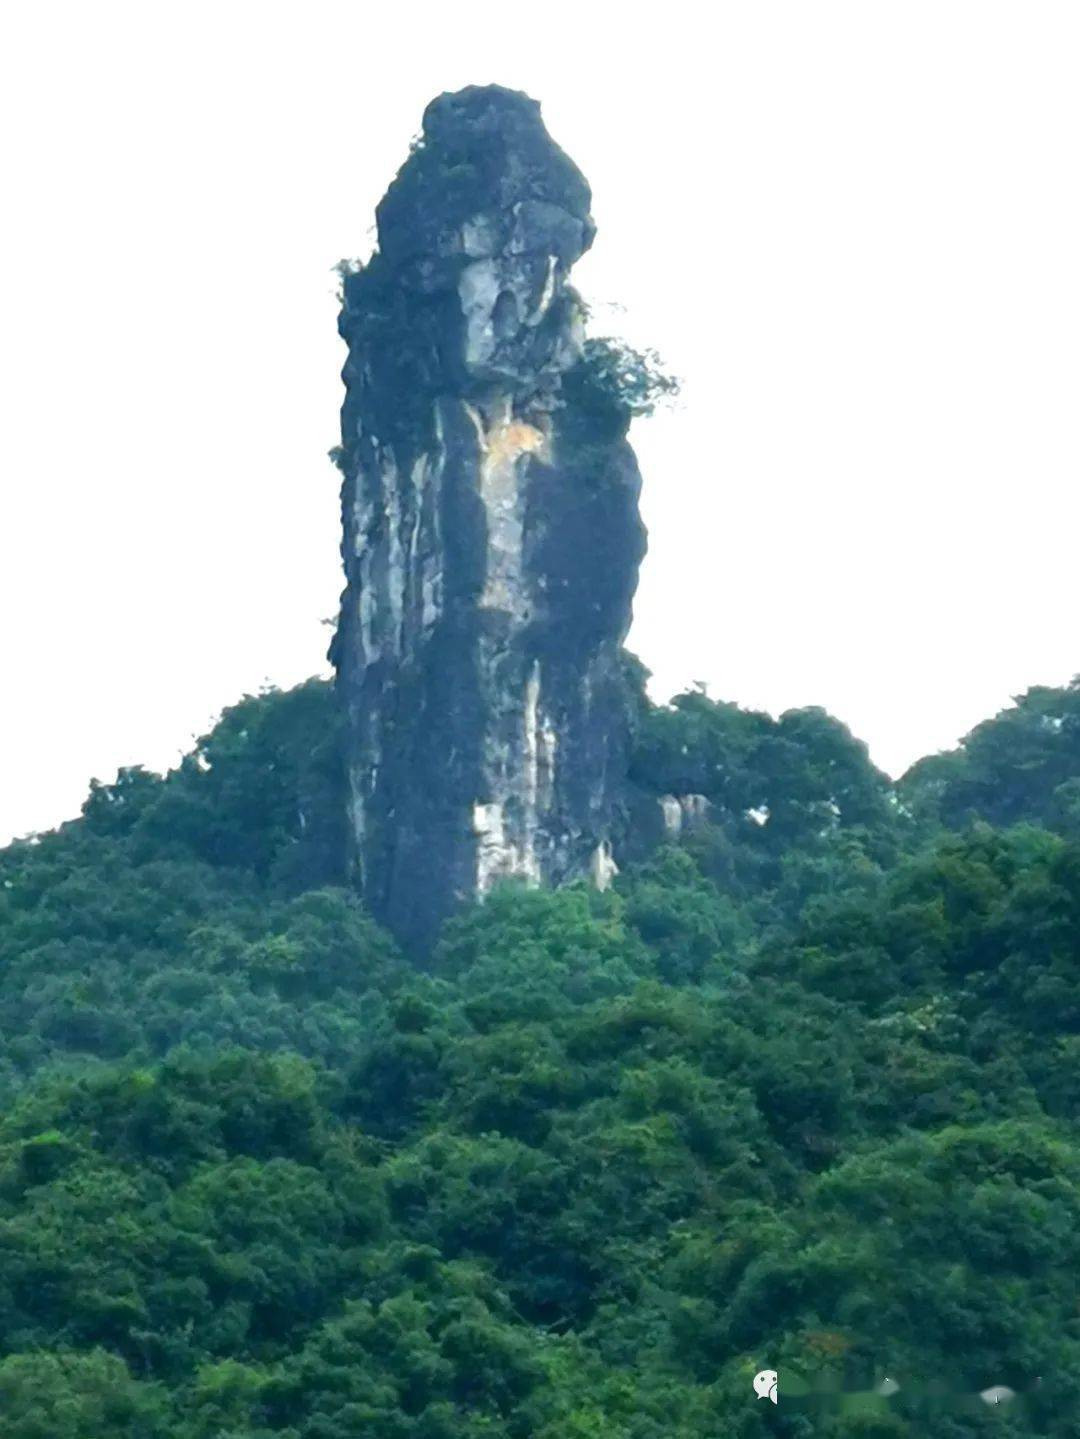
[330,86,647,952]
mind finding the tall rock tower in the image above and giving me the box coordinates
[331,86,646,950]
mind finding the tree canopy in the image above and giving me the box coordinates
[1,674,1078,1435]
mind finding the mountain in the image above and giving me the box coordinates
[1,85,1078,1439]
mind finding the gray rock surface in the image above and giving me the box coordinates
[330,86,646,951]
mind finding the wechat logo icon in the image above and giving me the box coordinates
[753,1369,778,1404]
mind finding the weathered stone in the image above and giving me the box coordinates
[330,86,646,951]
[659,794,712,838]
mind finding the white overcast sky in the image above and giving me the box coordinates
[2,1,1078,844]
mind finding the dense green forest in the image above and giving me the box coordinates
[2,673,1079,1436]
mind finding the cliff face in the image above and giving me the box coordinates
[331,86,646,951]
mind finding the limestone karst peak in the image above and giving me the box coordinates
[332,86,646,951]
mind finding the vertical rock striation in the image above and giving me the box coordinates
[331,86,646,951]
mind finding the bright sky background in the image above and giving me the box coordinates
[2,1,1078,844]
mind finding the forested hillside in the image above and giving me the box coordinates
[2,675,1079,1436]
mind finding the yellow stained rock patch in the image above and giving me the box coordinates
[464,400,549,474]
[483,417,547,470]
